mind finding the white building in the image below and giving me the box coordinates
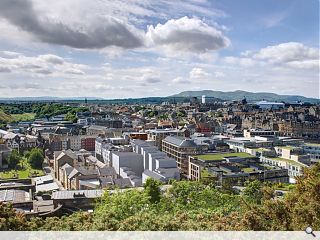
[256,101,285,110]
[201,95,206,104]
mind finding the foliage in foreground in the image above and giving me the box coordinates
[1,164,320,231]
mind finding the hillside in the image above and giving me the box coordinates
[0,110,14,123]
[171,90,320,103]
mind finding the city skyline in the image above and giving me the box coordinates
[0,0,319,98]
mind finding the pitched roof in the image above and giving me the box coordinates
[113,178,132,188]
[164,136,197,148]
[98,166,117,176]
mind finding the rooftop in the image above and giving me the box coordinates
[269,157,307,167]
[0,189,31,203]
[164,136,197,148]
[52,190,104,199]
[196,152,256,161]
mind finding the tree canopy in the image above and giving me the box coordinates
[2,163,320,231]
[7,149,21,169]
[28,148,44,169]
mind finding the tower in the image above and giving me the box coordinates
[201,95,206,104]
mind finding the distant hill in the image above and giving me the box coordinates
[0,96,104,102]
[171,90,320,103]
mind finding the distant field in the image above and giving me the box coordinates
[11,113,36,122]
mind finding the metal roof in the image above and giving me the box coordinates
[52,190,104,200]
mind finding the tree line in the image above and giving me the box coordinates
[1,163,320,231]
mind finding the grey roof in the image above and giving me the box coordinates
[34,175,54,185]
[164,136,197,148]
[131,139,152,147]
[68,167,98,179]
[113,178,132,188]
[61,163,73,175]
[52,190,104,199]
[99,176,113,188]
[0,189,30,203]
[98,166,117,176]
[155,167,180,178]
[36,182,59,192]
[143,169,164,181]
[87,156,106,168]
[112,151,140,157]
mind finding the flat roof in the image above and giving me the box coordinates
[112,152,141,157]
[36,182,59,192]
[0,189,30,203]
[268,157,307,167]
[52,190,104,200]
[196,152,256,161]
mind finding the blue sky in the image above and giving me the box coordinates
[0,0,318,98]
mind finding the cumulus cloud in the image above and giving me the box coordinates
[253,42,318,63]
[146,16,230,55]
[0,52,87,76]
[0,0,144,49]
[189,67,209,79]
[223,42,319,70]
[172,77,191,84]
[39,54,64,65]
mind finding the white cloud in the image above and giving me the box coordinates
[214,71,225,78]
[0,52,87,76]
[223,56,256,67]
[0,51,21,59]
[286,60,319,70]
[189,67,209,79]
[64,68,85,75]
[146,16,230,56]
[0,0,145,49]
[253,42,318,65]
[39,54,64,65]
[172,76,191,84]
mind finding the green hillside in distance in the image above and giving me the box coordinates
[171,90,319,103]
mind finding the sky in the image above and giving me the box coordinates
[0,0,319,99]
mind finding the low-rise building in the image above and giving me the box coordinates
[146,128,188,149]
[162,136,199,175]
[189,152,289,185]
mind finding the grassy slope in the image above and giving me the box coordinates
[0,111,35,123]
[0,110,14,122]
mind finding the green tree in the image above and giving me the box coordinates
[0,203,26,230]
[243,180,263,204]
[65,112,77,123]
[7,149,21,169]
[144,178,162,203]
[28,148,44,169]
